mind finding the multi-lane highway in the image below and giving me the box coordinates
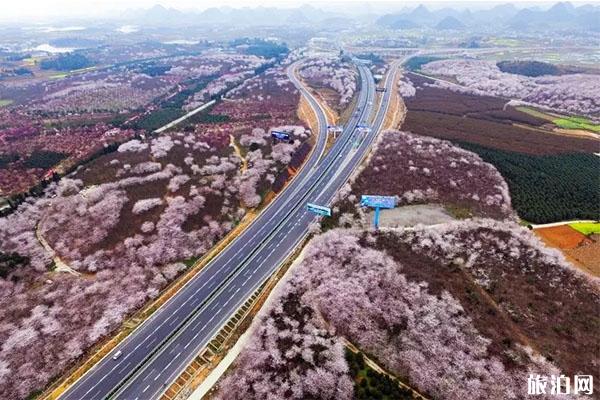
[59,58,396,400]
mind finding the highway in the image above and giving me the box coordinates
[59,58,395,400]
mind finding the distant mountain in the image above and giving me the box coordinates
[576,7,600,31]
[119,2,598,31]
[409,4,431,21]
[375,1,598,32]
[119,3,349,27]
[390,19,420,29]
[377,13,420,29]
[198,7,225,22]
[285,10,310,24]
[435,16,465,30]
[375,4,466,29]
[508,1,600,30]
[143,4,185,23]
[509,8,538,29]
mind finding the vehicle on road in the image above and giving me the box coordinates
[112,351,123,361]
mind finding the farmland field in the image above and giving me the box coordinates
[535,224,589,249]
[553,116,600,133]
[402,72,600,224]
[570,222,600,235]
[535,224,600,277]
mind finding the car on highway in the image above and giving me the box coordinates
[112,350,123,360]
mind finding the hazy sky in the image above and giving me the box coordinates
[3,0,582,19]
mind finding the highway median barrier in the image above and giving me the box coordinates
[159,234,311,400]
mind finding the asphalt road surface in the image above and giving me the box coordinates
[60,58,396,400]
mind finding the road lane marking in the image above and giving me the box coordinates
[89,63,378,400]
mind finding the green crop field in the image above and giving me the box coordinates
[553,116,600,133]
[515,106,555,121]
[0,99,13,107]
[569,222,600,235]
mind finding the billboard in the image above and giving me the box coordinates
[306,203,331,217]
[271,131,290,141]
[360,195,396,209]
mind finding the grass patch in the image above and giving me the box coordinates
[183,256,200,268]
[488,38,522,47]
[50,73,69,79]
[23,151,67,169]
[516,107,600,132]
[515,106,555,121]
[444,204,473,219]
[0,153,20,168]
[346,348,413,400]
[553,116,600,133]
[133,108,185,132]
[0,99,13,107]
[569,222,600,236]
[185,112,230,125]
[404,55,443,72]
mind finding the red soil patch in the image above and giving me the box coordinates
[565,240,600,277]
[534,225,589,249]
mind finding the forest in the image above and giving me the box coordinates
[22,151,67,169]
[496,60,560,77]
[39,53,94,71]
[230,38,289,59]
[404,56,443,71]
[457,142,600,223]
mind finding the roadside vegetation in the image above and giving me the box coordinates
[298,56,358,113]
[214,128,599,400]
[0,51,267,201]
[0,61,312,400]
[323,130,513,232]
[216,222,599,400]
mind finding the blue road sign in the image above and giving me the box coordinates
[360,195,396,209]
[306,203,331,217]
[271,131,290,141]
[360,195,396,229]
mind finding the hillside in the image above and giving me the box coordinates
[213,130,600,399]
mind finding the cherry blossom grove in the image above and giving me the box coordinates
[298,56,358,108]
[217,219,596,399]
[420,59,600,117]
[332,130,514,226]
[0,60,311,399]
